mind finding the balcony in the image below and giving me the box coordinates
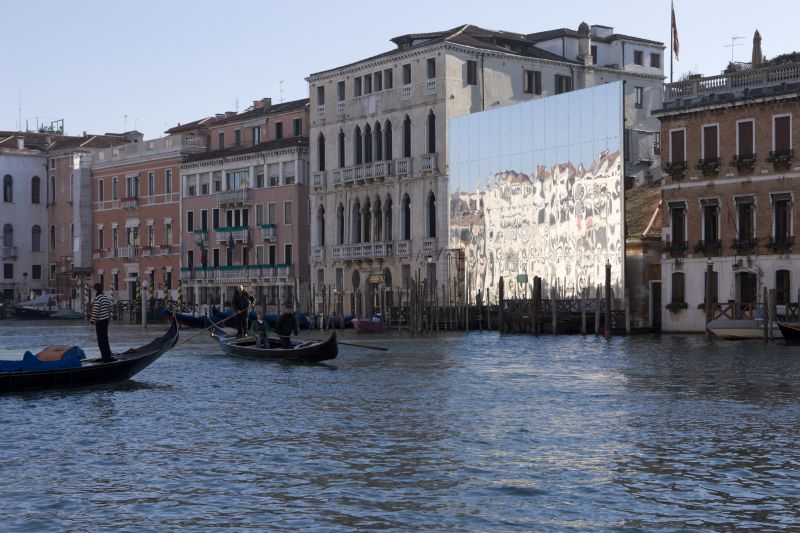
[159,244,176,255]
[767,149,794,166]
[664,62,800,101]
[332,246,343,261]
[396,240,411,257]
[312,171,326,188]
[120,196,139,209]
[193,229,208,245]
[663,161,687,180]
[401,85,412,101]
[182,264,294,283]
[216,226,249,244]
[140,245,155,257]
[695,157,720,175]
[422,238,437,255]
[336,101,346,116]
[117,246,139,259]
[332,170,343,186]
[217,188,253,207]
[342,168,354,184]
[665,240,688,258]
[312,246,325,262]
[421,153,438,174]
[353,165,365,182]
[768,236,794,255]
[2,246,17,259]
[92,249,104,260]
[693,239,722,257]
[316,105,325,121]
[395,158,411,176]
[732,237,757,254]
[373,161,393,180]
[729,153,757,171]
[364,241,392,259]
[259,224,277,242]
[425,79,436,95]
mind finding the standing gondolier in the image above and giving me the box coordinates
[275,304,299,348]
[90,283,116,362]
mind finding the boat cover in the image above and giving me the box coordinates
[0,346,86,372]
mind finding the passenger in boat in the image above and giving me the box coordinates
[275,304,299,348]
[250,309,270,348]
[89,283,116,363]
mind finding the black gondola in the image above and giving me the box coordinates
[0,317,179,393]
[778,321,800,342]
[157,307,215,329]
[212,327,337,363]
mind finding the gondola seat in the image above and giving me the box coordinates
[0,346,86,372]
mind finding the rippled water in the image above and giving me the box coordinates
[2,320,800,531]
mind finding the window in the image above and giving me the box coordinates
[218,132,224,149]
[338,129,346,168]
[267,203,276,225]
[32,265,41,280]
[702,125,719,162]
[772,193,792,244]
[31,176,40,204]
[669,201,687,246]
[634,86,643,108]
[427,111,436,154]
[735,197,755,244]
[166,170,173,193]
[187,211,194,232]
[354,77,362,97]
[737,120,755,157]
[523,70,541,95]
[284,244,293,266]
[253,126,261,145]
[403,116,411,158]
[256,172,264,188]
[402,64,412,86]
[275,122,283,139]
[555,75,572,94]
[284,201,293,225]
[201,183,209,195]
[165,222,172,244]
[774,115,792,156]
[374,71,383,91]
[3,175,12,202]
[112,227,118,250]
[98,228,104,250]
[591,45,598,65]
[234,130,241,147]
[337,81,345,101]
[113,272,119,291]
[49,176,56,204]
[50,159,55,169]
[384,68,393,89]
[777,270,791,306]
[201,210,208,231]
[466,60,477,86]
[32,225,41,252]
[402,194,411,240]
[268,245,277,265]
[148,172,155,195]
[402,264,411,290]
[126,175,139,198]
[147,225,154,246]
[316,85,325,104]
[634,50,643,65]
[213,248,219,267]
[427,192,436,238]
[3,263,12,279]
[701,199,720,245]
[364,74,372,94]
[98,179,104,202]
[293,118,302,136]
[213,208,219,229]
[670,129,686,164]
[188,185,196,197]
[354,126,363,164]
[3,224,12,248]
[650,53,661,68]
[653,132,661,155]
[317,134,326,172]
[112,177,119,200]
[427,58,436,79]
[671,272,685,304]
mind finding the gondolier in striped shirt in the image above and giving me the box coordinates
[90,283,116,363]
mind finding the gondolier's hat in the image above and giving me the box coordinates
[93,283,103,292]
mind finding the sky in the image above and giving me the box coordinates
[1,0,793,140]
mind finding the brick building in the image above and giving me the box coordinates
[655,52,800,331]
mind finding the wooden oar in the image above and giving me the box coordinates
[295,335,389,352]
[175,308,247,346]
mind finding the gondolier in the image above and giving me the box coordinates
[275,304,299,348]
[90,283,115,362]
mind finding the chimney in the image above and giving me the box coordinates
[215,113,225,119]
[225,111,237,118]
[262,98,272,111]
[16,136,24,150]
[577,22,592,65]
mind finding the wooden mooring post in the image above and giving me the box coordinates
[604,263,612,340]
[533,276,541,335]
[581,287,587,335]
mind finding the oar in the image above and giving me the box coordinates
[295,335,389,352]
[175,308,248,346]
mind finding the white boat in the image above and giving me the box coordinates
[706,318,782,340]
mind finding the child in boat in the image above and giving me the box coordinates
[250,309,270,348]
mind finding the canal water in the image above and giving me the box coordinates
[2,320,800,531]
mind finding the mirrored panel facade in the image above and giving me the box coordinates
[448,82,624,300]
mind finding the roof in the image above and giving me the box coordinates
[166,98,309,134]
[0,131,131,152]
[625,182,662,240]
[182,136,308,164]
[526,28,663,46]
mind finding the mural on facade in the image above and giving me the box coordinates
[448,82,624,299]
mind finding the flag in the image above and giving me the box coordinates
[671,2,680,60]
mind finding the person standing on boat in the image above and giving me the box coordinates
[275,304,299,348]
[250,309,270,348]
[89,283,115,363]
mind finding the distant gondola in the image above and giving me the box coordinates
[212,327,337,363]
[778,321,800,342]
[158,307,215,329]
[0,317,179,393]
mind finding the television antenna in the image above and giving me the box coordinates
[724,36,744,64]
[280,80,285,103]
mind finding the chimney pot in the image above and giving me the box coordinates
[16,136,24,150]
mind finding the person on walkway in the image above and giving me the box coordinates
[90,282,115,362]
[249,309,270,349]
[275,304,299,348]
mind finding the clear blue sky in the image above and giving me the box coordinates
[1,0,791,139]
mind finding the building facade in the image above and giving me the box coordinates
[177,98,312,313]
[656,57,800,331]
[307,23,664,318]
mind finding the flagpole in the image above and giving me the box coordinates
[670,0,674,83]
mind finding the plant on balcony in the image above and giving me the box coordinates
[767,236,794,255]
[665,301,688,313]
[732,237,757,254]
[695,158,720,174]
[665,240,688,257]
[767,150,794,166]
[693,239,722,257]
[729,154,756,170]
[159,243,170,249]
[663,161,687,179]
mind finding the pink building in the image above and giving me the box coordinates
[177,98,311,313]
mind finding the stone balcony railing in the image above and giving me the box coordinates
[332,170,342,186]
[422,237,437,255]
[312,246,325,262]
[119,196,139,209]
[140,246,155,257]
[216,188,253,206]
[425,79,436,95]
[333,160,403,188]
[395,158,411,176]
[401,85,412,100]
[421,153,438,173]
[216,226,249,244]
[1,246,17,259]
[336,101,346,116]
[259,224,277,242]
[396,240,411,257]
[117,245,139,259]
[159,244,177,255]
[664,62,800,101]
[316,105,325,121]
[180,264,293,283]
[312,171,326,188]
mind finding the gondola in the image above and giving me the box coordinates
[0,317,179,393]
[158,307,214,329]
[778,321,800,342]
[211,310,312,329]
[212,327,337,363]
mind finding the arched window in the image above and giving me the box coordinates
[402,194,411,240]
[374,122,383,161]
[354,126,363,165]
[71,223,75,251]
[403,116,411,158]
[364,124,372,164]
[777,269,791,306]
[363,197,371,242]
[317,205,326,247]
[3,175,12,203]
[31,176,41,204]
[317,133,326,172]
[427,110,436,154]
[426,191,436,238]
[384,195,393,241]
[336,203,345,245]
[31,225,41,252]
[373,197,382,242]
[352,199,362,243]
[2,224,12,247]
[384,120,393,161]
[49,225,56,252]
[338,129,346,168]
[49,176,56,204]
